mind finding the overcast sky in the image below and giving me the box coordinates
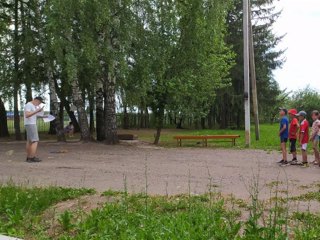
[272,0,320,92]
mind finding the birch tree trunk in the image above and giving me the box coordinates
[71,78,91,142]
[104,71,118,144]
[48,66,66,142]
[96,79,105,141]
[89,92,95,134]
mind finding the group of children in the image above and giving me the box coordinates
[278,108,320,167]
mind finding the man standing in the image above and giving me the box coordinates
[278,108,289,165]
[24,96,45,163]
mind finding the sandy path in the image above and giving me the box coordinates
[0,141,319,201]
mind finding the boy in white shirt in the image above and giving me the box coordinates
[310,110,320,165]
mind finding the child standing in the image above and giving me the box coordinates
[310,110,320,165]
[278,108,289,165]
[296,111,309,167]
[288,109,299,165]
[64,121,74,137]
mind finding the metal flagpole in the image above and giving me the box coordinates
[243,0,251,147]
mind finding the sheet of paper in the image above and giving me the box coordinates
[43,114,55,123]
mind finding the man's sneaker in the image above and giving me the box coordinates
[301,162,309,168]
[26,157,42,163]
[277,159,285,164]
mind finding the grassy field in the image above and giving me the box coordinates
[131,124,281,150]
[3,123,286,152]
[1,184,320,239]
[4,123,281,151]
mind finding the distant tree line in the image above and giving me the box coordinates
[0,0,284,144]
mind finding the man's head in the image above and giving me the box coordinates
[288,109,297,119]
[33,96,45,106]
[311,110,319,121]
[296,111,307,121]
[279,107,288,117]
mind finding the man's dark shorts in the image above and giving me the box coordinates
[280,137,288,143]
[290,139,297,153]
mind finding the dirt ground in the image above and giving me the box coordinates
[1,140,320,203]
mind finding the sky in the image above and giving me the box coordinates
[273,0,320,92]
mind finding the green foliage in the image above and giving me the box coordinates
[288,87,320,119]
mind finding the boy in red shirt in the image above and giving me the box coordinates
[296,111,309,167]
[288,109,299,165]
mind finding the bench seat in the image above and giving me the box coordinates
[173,135,240,147]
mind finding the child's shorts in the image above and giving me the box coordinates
[301,143,308,151]
[289,139,296,153]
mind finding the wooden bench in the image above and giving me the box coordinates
[173,135,241,147]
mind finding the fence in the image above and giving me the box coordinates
[6,111,244,134]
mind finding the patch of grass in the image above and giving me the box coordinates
[0,184,94,238]
[266,181,284,188]
[65,193,242,240]
[291,191,320,202]
[2,186,320,239]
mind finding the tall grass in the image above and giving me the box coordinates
[0,183,94,237]
[1,183,320,239]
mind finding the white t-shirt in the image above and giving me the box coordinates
[24,102,38,125]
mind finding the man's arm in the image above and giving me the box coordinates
[25,106,44,118]
[279,123,287,135]
[299,130,305,144]
[310,124,319,141]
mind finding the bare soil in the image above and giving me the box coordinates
[1,141,320,203]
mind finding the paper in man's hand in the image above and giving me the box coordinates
[43,114,55,123]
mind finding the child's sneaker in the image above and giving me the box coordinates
[280,161,289,166]
[289,159,299,165]
[301,162,309,168]
[277,159,285,164]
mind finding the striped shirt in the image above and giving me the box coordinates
[311,119,320,138]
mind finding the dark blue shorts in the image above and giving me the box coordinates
[280,137,288,143]
[290,139,296,153]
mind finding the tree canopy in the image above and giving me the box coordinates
[0,0,285,143]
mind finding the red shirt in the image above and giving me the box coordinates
[289,118,299,139]
[299,119,309,144]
